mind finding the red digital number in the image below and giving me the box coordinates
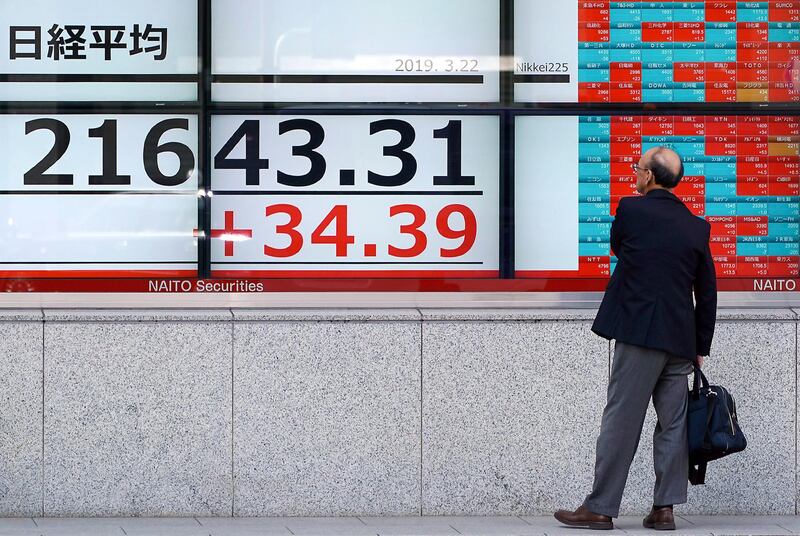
[389,204,427,258]
[264,204,303,257]
[437,204,477,258]
[264,203,478,260]
[311,205,355,257]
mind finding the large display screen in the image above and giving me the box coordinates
[516,114,800,291]
[212,0,500,103]
[0,1,797,294]
[210,115,500,277]
[0,0,198,101]
[516,1,800,104]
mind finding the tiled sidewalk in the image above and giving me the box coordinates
[0,515,797,536]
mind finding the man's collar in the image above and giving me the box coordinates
[645,188,681,202]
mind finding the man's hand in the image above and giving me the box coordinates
[696,355,704,368]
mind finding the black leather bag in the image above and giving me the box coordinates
[687,365,747,485]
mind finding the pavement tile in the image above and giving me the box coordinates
[199,517,292,536]
[771,517,800,535]
[682,516,794,536]
[283,517,380,536]
[612,515,713,536]
[442,516,541,536]
[0,519,40,536]
[119,518,211,536]
[359,516,458,536]
[31,518,123,536]
[521,515,626,536]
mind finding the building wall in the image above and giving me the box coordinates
[0,308,795,517]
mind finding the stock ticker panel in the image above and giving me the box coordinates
[516,1,800,103]
[578,2,800,103]
[516,115,800,289]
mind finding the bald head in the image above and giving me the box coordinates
[643,146,684,189]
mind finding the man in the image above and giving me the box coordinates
[554,147,717,530]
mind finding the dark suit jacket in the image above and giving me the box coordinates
[591,188,717,361]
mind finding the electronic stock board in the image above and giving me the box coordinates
[0,0,797,292]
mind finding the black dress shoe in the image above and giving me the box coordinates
[554,504,614,530]
[643,505,676,530]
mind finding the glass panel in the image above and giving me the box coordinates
[516,114,800,291]
[211,0,500,103]
[210,114,499,278]
[0,114,199,278]
[516,0,800,104]
[0,0,199,101]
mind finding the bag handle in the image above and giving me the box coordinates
[692,364,710,396]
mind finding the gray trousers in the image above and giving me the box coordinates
[583,341,695,518]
